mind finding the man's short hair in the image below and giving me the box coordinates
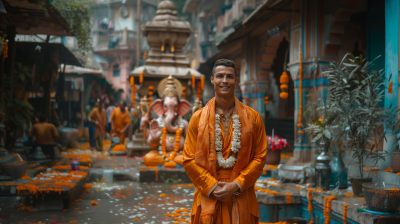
[212,59,236,76]
[39,114,47,122]
[121,101,126,106]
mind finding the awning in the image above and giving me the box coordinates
[3,0,73,36]
[15,42,82,67]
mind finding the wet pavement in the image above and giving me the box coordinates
[0,181,195,224]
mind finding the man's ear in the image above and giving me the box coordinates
[210,75,214,85]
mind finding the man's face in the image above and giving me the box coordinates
[119,102,125,110]
[211,66,237,98]
[97,103,102,110]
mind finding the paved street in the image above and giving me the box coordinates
[0,181,195,224]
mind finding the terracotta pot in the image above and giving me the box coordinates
[351,178,372,196]
[266,150,281,165]
[392,152,400,173]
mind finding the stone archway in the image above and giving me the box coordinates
[324,0,367,56]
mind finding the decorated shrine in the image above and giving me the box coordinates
[129,0,204,103]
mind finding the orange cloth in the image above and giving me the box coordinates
[89,108,107,139]
[144,150,184,166]
[111,107,131,144]
[111,144,126,152]
[183,97,267,224]
[28,122,59,145]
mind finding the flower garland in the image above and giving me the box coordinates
[307,188,314,224]
[323,195,335,224]
[157,116,184,162]
[343,204,349,224]
[215,114,241,168]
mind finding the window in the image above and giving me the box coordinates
[113,64,120,77]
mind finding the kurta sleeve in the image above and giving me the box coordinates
[28,125,36,138]
[233,112,267,191]
[110,109,116,120]
[124,113,131,125]
[183,110,218,197]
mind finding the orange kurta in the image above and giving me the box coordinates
[111,107,131,145]
[89,108,107,139]
[183,98,267,224]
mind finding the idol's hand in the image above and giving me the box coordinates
[149,120,162,140]
[213,182,239,201]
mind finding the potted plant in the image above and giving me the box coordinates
[323,53,393,196]
[266,135,289,165]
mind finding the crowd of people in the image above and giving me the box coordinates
[85,99,137,152]
[25,98,138,154]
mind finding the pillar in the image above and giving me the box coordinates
[380,0,399,169]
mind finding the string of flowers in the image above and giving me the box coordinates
[343,204,349,224]
[323,195,335,224]
[215,114,241,168]
[157,116,184,161]
[307,188,314,224]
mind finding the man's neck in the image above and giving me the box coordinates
[215,95,235,115]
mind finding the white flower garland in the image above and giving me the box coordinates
[157,116,184,161]
[215,114,241,168]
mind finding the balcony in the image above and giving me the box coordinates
[93,28,137,52]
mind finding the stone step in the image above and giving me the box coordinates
[135,133,144,138]
[139,167,191,183]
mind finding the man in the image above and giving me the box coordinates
[89,101,107,151]
[85,99,97,150]
[28,114,60,160]
[183,59,267,224]
[110,101,131,145]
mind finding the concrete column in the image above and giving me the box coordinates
[380,0,399,169]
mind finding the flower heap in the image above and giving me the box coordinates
[215,114,241,168]
[157,116,184,162]
[266,135,289,151]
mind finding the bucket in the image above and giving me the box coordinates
[102,169,114,183]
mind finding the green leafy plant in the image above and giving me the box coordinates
[51,0,92,61]
[323,53,395,179]
[1,63,33,129]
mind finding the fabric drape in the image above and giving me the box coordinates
[183,97,267,224]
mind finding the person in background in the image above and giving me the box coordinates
[106,103,116,137]
[28,114,59,146]
[89,100,107,151]
[85,99,96,150]
[110,101,131,145]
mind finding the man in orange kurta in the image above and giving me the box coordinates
[111,102,131,145]
[184,59,267,224]
[89,102,107,151]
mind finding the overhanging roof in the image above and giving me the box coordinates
[15,42,82,67]
[3,0,73,36]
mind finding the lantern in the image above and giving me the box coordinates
[315,151,331,190]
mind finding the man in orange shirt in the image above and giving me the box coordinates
[183,59,267,224]
[28,114,59,145]
[110,101,131,145]
[89,101,107,151]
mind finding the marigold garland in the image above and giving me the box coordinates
[343,204,349,224]
[192,74,195,88]
[307,188,314,224]
[323,195,335,224]
[139,71,143,83]
[160,127,181,161]
[201,76,205,90]
[285,192,292,203]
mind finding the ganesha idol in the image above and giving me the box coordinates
[141,75,192,167]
